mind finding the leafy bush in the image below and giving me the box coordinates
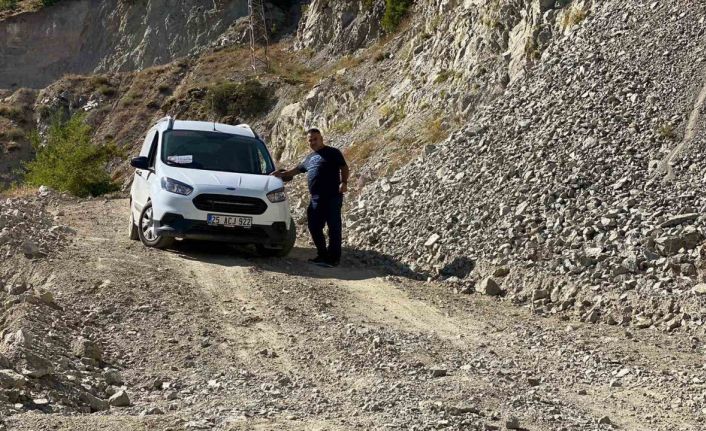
[24,114,121,197]
[382,0,413,33]
[97,85,116,97]
[41,0,62,6]
[207,80,273,119]
[0,0,17,11]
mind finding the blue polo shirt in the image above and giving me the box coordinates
[298,146,347,199]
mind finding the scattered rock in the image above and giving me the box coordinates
[108,390,131,407]
[71,337,102,362]
[0,370,26,390]
[478,277,502,296]
[506,416,521,429]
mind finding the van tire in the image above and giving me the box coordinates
[258,219,296,257]
[138,201,174,249]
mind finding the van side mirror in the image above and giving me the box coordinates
[130,156,150,170]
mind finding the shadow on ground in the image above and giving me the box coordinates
[168,240,427,281]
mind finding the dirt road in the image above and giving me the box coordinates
[5,198,705,430]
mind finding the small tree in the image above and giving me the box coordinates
[382,0,413,33]
[24,114,121,197]
[0,0,18,11]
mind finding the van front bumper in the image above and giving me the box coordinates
[155,213,288,246]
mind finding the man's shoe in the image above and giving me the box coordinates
[328,259,340,267]
[308,255,328,264]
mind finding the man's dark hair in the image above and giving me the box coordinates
[307,128,322,135]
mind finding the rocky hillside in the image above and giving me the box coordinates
[2,0,590,189]
[0,190,120,416]
[349,0,706,332]
[0,0,250,89]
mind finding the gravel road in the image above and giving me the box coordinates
[4,197,704,430]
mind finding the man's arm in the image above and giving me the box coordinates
[272,158,306,181]
[272,167,301,181]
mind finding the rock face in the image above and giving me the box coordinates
[271,0,586,169]
[295,0,384,55]
[348,0,706,331]
[0,0,249,88]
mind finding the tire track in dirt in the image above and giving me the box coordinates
[168,251,301,375]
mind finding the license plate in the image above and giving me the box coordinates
[207,214,252,228]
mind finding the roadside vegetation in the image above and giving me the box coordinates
[0,0,16,11]
[382,0,413,32]
[23,114,121,197]
[206,79,273,119]
[0,0,62,13]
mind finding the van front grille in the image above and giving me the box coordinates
[192,194,267,215]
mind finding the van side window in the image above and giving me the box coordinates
[147,132,159,169]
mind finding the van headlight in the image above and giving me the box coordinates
[266,187,287,203]
[161,177,193,196]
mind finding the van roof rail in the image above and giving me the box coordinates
[237,124,259,138]
[157,116,175,130]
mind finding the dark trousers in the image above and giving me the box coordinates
[307,194,343,262]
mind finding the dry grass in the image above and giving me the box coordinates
[0,105,23,120]
[425,117,448,143]
[0,184,35,198]
[344,140,378,165]
[562,5,589,29]
[1,127,25,140]
[331,120,354,134]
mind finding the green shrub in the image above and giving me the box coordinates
[23,114,121,197]
[90,75,110,87]
[97,85,116,97]
[157,83,172,94]
[382,0,412,33]
[41,0,62,6]
[657,123,677,140]
[0,0,17,11]
[207,80,273,119]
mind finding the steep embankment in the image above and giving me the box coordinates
[0,0,255,188]
[6,0,593,181]
[349,0,706,332]
[272,0,595,178]
[0,0,249,89]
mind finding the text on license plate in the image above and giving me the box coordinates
[207,214,252,228]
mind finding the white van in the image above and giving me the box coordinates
[128,117,295,256]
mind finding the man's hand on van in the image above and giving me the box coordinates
[272,168,296,182]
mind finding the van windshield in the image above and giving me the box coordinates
[161,130,275,175]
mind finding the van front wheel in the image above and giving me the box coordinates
[138,201,174,249]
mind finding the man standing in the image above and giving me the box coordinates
[273,128,349,267]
